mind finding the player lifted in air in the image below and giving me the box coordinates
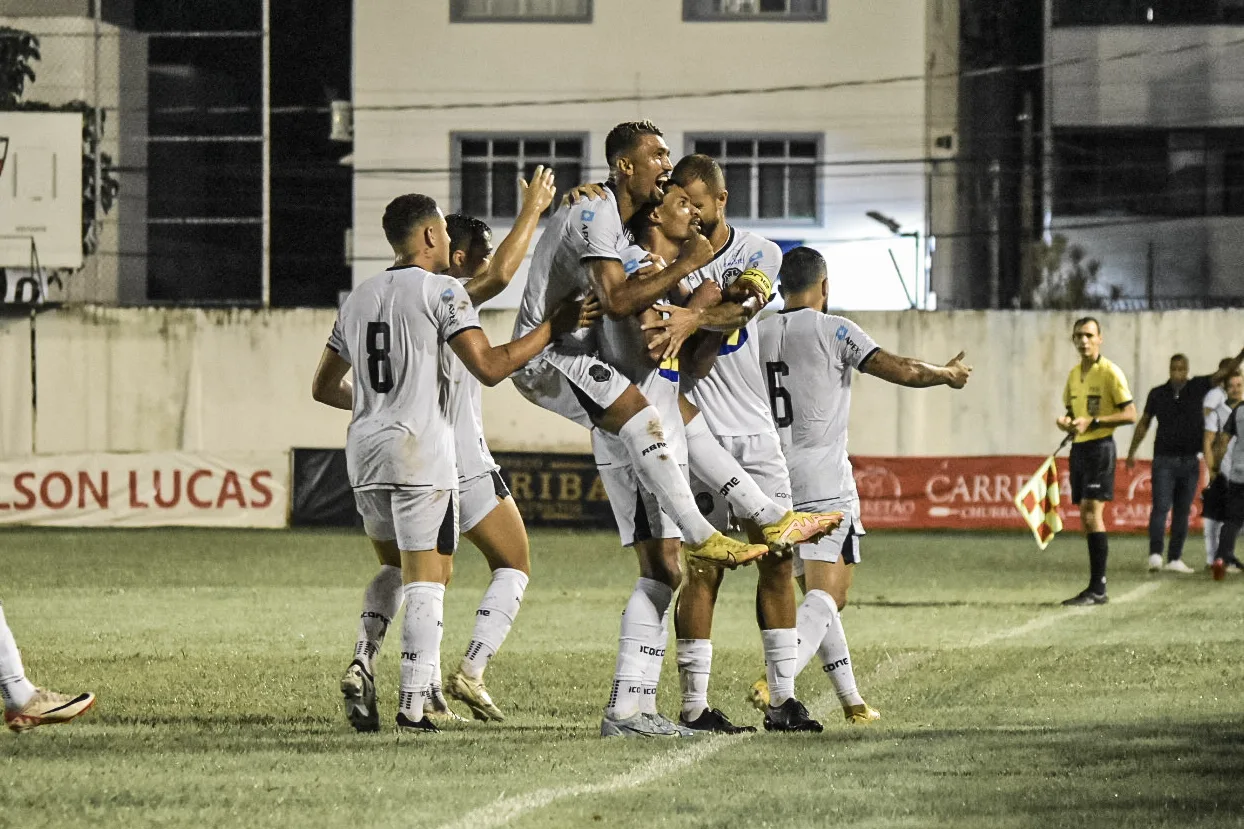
[636,155,830,733]
[311,193,585,733]
[752,246,971,723]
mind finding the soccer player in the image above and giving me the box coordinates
[1126,351,1244,573]
[311,193,583,733]
[1,601,95,732]
[755,246,971,724]
[1207,372,1244,574]
[1056,317,1138,606]
[1203,358,1242,567]
[331,169,563,729]
[640,155,827,733]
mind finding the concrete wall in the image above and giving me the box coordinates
[351,0,936,311]
[2,306,1239,462]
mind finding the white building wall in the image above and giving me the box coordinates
[351,0,933,310]
[1,307,1237,461]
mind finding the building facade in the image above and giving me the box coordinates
[352,0,959,310]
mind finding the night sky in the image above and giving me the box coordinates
[135,0,352,306]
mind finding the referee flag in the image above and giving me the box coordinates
[1014,456,1063,549]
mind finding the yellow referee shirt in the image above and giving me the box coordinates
[1063,356,1133,444]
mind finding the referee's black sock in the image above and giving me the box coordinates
[1087,532,1109,594]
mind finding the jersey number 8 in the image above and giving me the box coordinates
[765,361,794,428]
[366,321,393,393]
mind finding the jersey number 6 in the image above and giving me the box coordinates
[366,321,394,393]
[765,361,794,428]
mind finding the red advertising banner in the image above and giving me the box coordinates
[851,456,1208,533]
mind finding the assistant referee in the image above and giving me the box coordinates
[1056,317,1138,606]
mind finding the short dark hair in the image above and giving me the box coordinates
[445,213,491,255]
[382,194,440,247]
[778,246,826,294]
[605,120,663,167]
[671,154,726,195]
[1170,353,1189,364]
[1072,316,1100,334]
[1220,357,1235,370]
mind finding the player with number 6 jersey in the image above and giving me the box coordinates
[758,246,971,724]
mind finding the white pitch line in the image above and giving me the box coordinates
[436,580,1163,829]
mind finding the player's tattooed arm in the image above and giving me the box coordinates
[863,349,973,389]
[450,296,590,387]
[466,166,557,306]
[587,233,714,319]
[311,348,353,410]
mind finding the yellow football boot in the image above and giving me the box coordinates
[844,702,881,724]
[762,511,844,552]
[685,532,769,568]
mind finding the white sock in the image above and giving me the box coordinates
[605,577,672,721]
[355,564,403,675]
[761,627,798,707]
[461,568,529,680]
[618,407,717,545]
[676,638,712,720]
[817,599,864,706]
[0,604,35,711]
[639,601,671,716]
[398,582,445,721]
[685,413,785,526]
[794,589,836,676]
[1206,518,1222,565]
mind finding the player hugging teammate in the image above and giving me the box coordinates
[312,119,971,737]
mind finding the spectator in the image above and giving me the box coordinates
[1202,358,1236,567]
[1127,349,1244,573]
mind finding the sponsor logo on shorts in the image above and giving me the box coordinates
[719,477,741,497]
[589,364,613,383]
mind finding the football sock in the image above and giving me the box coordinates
[1087,532,1109,594]
[355,564,402,675]
[813,596,864,706]
[676,638,712,720]
[606,577,672,721]
[1205,518,1222,565]
[761,627,798,707]
[794,590,836,675]
[619,407,716,545]
[639,599,671,716]
[397,582,445,721]
[0,604,35,712]
[461,568,528,681]
[685,413,786,527]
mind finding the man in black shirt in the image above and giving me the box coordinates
[1128,351,1244,572]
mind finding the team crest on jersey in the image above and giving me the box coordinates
[722,267,742,286]
[589,364,613,383]
[835,324,848,340]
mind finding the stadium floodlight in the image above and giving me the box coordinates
[865,211,919,310]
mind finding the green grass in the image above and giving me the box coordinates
[1,528,1243,829]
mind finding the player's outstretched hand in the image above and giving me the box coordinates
[559,181,608,207]
[634,252,667,279]
[945,351,972,389]
[643,303,703,362]
[677,232,716,272]
[520,165,557,216]
[577,294,602,329]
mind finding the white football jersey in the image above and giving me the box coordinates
[327,266,481,490]
[449,357,497,483]
[1204,386,1227,415]
[758,308,880,506]
[1208,400,1240,479]
[682,228,782,437]
[513,185,630,355]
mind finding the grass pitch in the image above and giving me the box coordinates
[1,527,1242,829]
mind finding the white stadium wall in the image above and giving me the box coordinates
[1,307,1239,462]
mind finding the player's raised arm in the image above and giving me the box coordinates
[862,349,972,389]
[463,166,558,306]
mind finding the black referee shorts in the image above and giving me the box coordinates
[1069,437,1116,505]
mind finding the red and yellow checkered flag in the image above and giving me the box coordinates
[1013,455,1063,549]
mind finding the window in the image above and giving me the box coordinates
[450,0,592,23]
[1054,128,1244,217]
[687,135,820,221]
[683,0,826,22]
[455,135,588,220]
